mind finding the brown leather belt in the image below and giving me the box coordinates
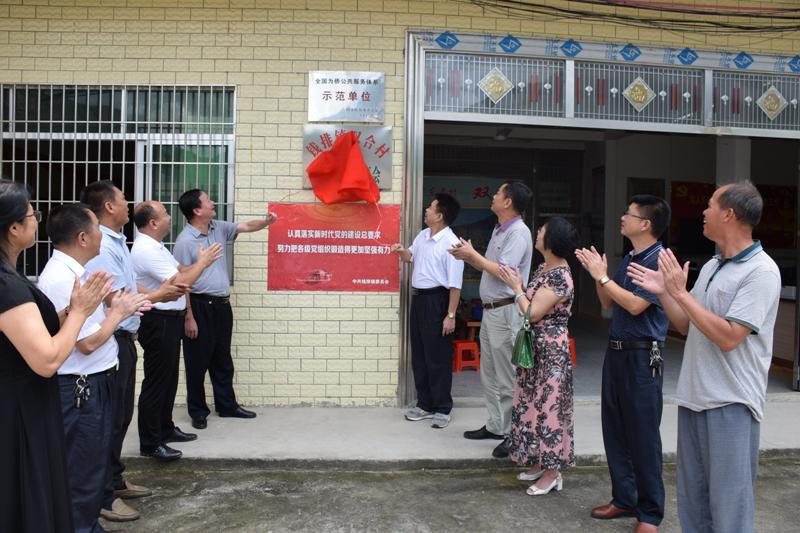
[482,297,515,310]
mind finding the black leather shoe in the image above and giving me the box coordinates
[164,426,197,443]
[140,444,182,462]
[492,437,511,458]
[218,406,257,419]
[191,417,207,430]
[463,425,505,440]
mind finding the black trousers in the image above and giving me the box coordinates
[103,333,137,508]
[182,298,238,420]
[409,290,454,415]
[601,346,665,526]
[137,311,183,451]
[59,370,115,533]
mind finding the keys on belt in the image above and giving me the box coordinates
[649,341,663,377]
[74,375,91,409]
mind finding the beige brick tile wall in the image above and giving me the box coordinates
[0,0,796,405]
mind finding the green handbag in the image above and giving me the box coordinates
[511,298,535,369]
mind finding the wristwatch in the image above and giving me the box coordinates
[599,275,611,286]
[447,312,455,319]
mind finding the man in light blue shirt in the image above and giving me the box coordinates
[82,180,185,523]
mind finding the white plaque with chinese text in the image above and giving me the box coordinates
[308,71,385,123]
[303,125,392,190]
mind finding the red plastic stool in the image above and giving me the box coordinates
[568,337,577,366]
[452,340,480,372]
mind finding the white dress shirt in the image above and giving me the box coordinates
[408,226,464,290]
[37,250,119,375]
[131,233,186,311]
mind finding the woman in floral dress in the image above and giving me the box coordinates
[498,216,578,496]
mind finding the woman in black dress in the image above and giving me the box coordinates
[0,180,111,532]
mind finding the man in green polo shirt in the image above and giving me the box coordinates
[628,181,780,533]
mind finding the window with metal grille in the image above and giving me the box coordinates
[0,84,236,277]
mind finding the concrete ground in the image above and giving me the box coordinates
[110,317,799,531]
[121,401,800,463]
[111,398,800,532]
[104,457,800,532]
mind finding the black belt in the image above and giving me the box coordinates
[148,308,187,317]
[608,339,664,351]
[60,366,117,379]
[411,286,448,296]
[114,330,138,342]
[192,293,230,305]
[483,297,515,310]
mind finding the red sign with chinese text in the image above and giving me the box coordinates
[267,203,400,292]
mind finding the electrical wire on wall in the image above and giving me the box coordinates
[461,0,800,34]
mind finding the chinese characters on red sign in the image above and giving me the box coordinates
[267,203,400,292]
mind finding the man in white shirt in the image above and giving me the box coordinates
[38,204,149,533]
[392,193,464,429]
[131,200,223,462]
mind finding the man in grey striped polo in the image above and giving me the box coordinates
[629,181,780,533]
[450,180,533,458]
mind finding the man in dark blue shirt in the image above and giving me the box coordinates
[575,195,671,533]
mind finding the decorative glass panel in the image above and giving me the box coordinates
[574,62,704,125]
[425,53,565,117]
[712,71,800,131]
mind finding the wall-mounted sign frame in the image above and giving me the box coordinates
[308,71,385,123]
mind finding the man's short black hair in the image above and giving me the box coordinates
[502,180,533,215]
[543,216,579,259]
[133,202,158,229]
[79,180,118,216]
[433,193,461,226]
[47,204,94,246]
[631,194,671,239]
[179,189,204,222]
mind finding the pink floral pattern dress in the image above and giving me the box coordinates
[508,264,575,471]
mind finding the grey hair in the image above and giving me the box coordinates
[717,180,763,227]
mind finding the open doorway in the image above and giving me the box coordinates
[421,121,799,400]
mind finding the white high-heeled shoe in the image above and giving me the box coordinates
[526,473,563,496]
[517,469,544,481]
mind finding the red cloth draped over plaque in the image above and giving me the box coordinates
[305,131,380,205]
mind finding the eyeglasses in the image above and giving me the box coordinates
[622,210,648,221]
[25,210,42,223]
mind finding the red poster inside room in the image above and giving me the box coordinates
[267,203,400,292]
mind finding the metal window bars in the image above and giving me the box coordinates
[0,84,236,277]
